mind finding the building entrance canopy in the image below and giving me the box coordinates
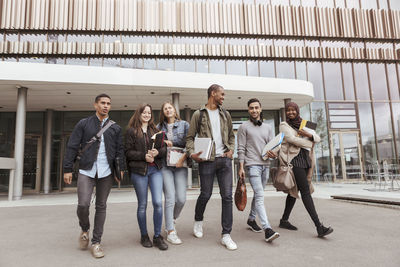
[0,62,313,111]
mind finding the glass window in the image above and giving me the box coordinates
[295,61,307,80]
[311,102,331,180]
[358,103,377,165]
[47,58,65,64]
[351,41,365,48]
[317,0,335,7]
[157,58,173,71]
[391,103,400,160]
[89,58,103,66]
[65,57,88,66]
[360,0,378,9]
[209,60,225,74]
[290,0,301,6]
[389,0,400,9]
[369,63,389,100]
[67,34,101,42]
[18,57,46,63]
[271,0,289,5]
[258,39,274,46]
[323,62,344,100]
[302,0,316,7]
[378,0,388,9]
[3,57,17,62]
[175,59,195,72]
[373,103,395,162]
[365,42,392,49]
[335,0,346,8]
[121,58,143,69]
[103,35,121,43]
[48,34,66,42]
[247,61,259,77]
[260,61,275,78]
[196,59,209,73]
[143,58,156,70]
[226,60,246,76]
[300,104,311,120]
[276,61,295,79]
[5,33,18,41]
[157,36,173,44]
[305,40,319,47]
[308,61,325,100]
[103,58,121,68]
[20,34,46,42]
[354,63,371,100]
[342,63,355,100]
[346,0,361,8]
[321,41,350,48]
[274,39,304,47]
[387,64,399,100]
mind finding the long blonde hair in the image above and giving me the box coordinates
[159,101,181,126]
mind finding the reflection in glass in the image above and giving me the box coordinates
[144,58,156,70]
[387,64,399,100]
[346,0,361,8]
[295,61,307,80]
[65,58,88,66]
[121,58,141,69]
[103,35,121,43]
[247,60,259,77]
[175,59,195,72]
[311,102,331,180]
[358,103,377,165]
[308,62,325,100]
[391,103,400,160]
[317,0,335,7]
[369,63,389,100]
[373,103,395,162]
[157,58,173,71]
[48,34,65,42]
[47,58,64,64]
[323,62,344,100]
[330,133,343,180]
[89,58,103,66]
[103,58,121,68]
[19,34,45,42]
[300,104,311,120]
[260,61,275,78]
[354,63,371,100]
[196,59,209,73]
[389,0,400,10]
[226,60,246,75]
[67,34,101,42]
[342,63,355,100]
[209,60,225,74]
[360,0,377,9]
[276,61,295,79]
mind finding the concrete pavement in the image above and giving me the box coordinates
[0,183,399,267]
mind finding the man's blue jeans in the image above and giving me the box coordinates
[247,165,272,230]
[131,166,163,237]
[195,157,233,235]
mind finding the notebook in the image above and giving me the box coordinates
[167,147,187,167]
[262,132,285,160]
[194,137,213,161]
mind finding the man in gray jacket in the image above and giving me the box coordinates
[237,98,280,243]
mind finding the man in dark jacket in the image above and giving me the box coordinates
[63,93,124,258]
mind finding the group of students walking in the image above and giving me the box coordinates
[63,84,333,259]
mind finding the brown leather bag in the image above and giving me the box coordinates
[271,152,295,191]
[234,178,247,211]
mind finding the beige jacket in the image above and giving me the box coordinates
[278,121,320,198]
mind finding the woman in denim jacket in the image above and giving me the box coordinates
[158,101,190,245]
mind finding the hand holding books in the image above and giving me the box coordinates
[262,132,284,160]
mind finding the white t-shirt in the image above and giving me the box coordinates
[207,108,225,157]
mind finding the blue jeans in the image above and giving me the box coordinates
[247,165,271,230]
[131,166,163,237]
[162,166,188,231]
[195,157,233,235]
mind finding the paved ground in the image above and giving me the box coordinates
[1,184,399,267]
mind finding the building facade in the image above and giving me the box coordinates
[0,0,399,198]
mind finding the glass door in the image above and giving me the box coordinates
[23,135,42,193]
[329,131,364,181]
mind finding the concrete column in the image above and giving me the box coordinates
[43,109,53,194]
[13,86,28,200]
[172,93,180,114]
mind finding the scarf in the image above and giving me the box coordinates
[285,102,302,130]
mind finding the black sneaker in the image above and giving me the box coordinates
[247,219,263,233]
[264,228,280,243]
[317,224,333,238]
[140,234,153,248]
[279,219,298,231]
[153,235,168,251]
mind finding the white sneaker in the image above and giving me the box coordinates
[166,230,182,245]
[193,221,203,238]
[221,234,237,250]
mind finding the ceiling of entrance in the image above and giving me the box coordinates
[0,62,314,112]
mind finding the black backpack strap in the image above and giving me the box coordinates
[77,119,115,160]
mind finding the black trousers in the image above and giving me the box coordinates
[281,167,321,227]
